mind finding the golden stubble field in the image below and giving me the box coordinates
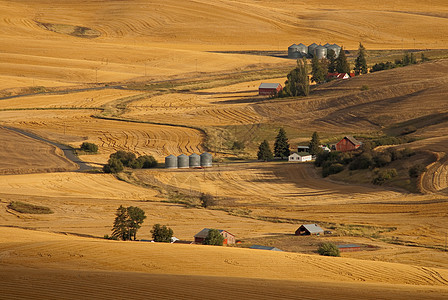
[1,0,448,298]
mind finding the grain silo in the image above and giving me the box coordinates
[308,43,318,56]
[189,153,200,168]
[200,152,213,168]
[165,154,178,169]
[297,43,308,56]
[328,44,341,57]
[288,44,301,59]
[314,45,327,59]
[177,154,189,169]
[323,43,332,48]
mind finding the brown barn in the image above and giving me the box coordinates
[258,83,282,96]
[295,224,324,236]
[194,228,235,245]
[335,136,362,152]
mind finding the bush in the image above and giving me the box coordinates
[372,169,398,185]
[7,201,53,214]
[349,153,373,170]
[374,152,392,167]
[80,142,98,153]
[151,224,174,242]
[203,229,224,246]
[231,141,245,151]
[132,155,158,169]
[409,164,426,178]
[317,242,340,257]
[360,85,369,91]
[110,150,137,167]
[200,193,215,208]
[322,163,344,177]
[103,157,124,173]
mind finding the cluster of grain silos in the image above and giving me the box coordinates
[288,43,341,60]
[164,152,212,169]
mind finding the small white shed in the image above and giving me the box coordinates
[298,154,312,162]
[288,153,300,162]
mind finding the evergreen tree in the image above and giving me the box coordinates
[274,128,291,159]
[354,42,368,75]
[257,140,273,161]
[410,52,417,64]
[151,224,174,242]
[111,205,130,241]
[402,52,411,66]
[420,53,430,62]
[127,206,146,240]
[203,229,225,246]
[336,47,350,73]
[311,56,327,84]
[327,49,337,73]
[309,132,323,155]
[284,58,309,97]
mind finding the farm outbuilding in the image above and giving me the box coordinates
[250,245,283,251]
[258,83,282,96]
[177,154,189,169]
[165,154,178,169]
[295,224,324,236]
[335,136,362,152]
[194,228,235,245]
[288,153,300,162]
[337,244,361,252]
[189,153,200,168]
[200,152,212,167]
[297,146,310,153]
[298,154,312,162]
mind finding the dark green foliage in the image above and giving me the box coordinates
[103,157,124,173]
[111,205,146,241]
[257,140,273,161]
[274,128,290,158]
[283,58,309,97]
[371,61,395,72]
[203,229,224,246]
[7,201,53,214]
[80,142,98,153]
[231,141,245,151]
[349,153,373,170]
[311,56,327,84]
[336,47,350,73]
[103,234,118,240]
[200,193,215,208]
[409,164,426,178]
[110,150,136,167]
[132,155,158,169]
[151,224,174,242]
[322,163,344,177]
[354,43,368,75]
[374,152,392,167]
[327,49,337,73]
[372,169,398,185]
[421,53,430,62]
[317,242,340,257]
[309,132,323,156]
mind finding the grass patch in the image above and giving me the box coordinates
[7,201,53,214]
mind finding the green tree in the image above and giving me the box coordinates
[327,49,337,73]
[127,206,146,240]
[284,58,309,97]
[308,132,323,155]
[111,205,130,241]
[257,140,273,161]
[80,142,98,153]
[274,128,291,159]
[317,242,340,257]
[203,229,224,246]
[336,47,350,73]
[103,157,124,173]
[151,224,174,242]
[133,155,158,169]
[311,56,326,84]
[354,42,368,75]
[110,150,137,167]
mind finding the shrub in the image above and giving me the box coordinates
[200,193,215,208]
[372,169,398,185]
[374,152,392,167]
[132,155,158,169]
[409,164,426,178]
[349,153,373,170]
[317,242,340,257]
[231,141,245,151]
[110,150,137,167]
[203,229,224,246]
[80,142,98,153]
[360,85,369,91]
[103,157,124,173]
[323,163,345,177]
[151,224,174,242]
[7,201,53,214]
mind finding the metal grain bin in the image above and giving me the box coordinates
[200,152,213,167]
[328,44,341,57]
[308,43,318,56]
[323,43,332,48]
[297,43,308,56]
[189,153,200,168]
[165,154,178,169]
[177,154,189,169]
[288,44,301,59]
[314,45,327,59]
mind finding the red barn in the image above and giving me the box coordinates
[259,83,282,96]
[194,228,235,245]
[335,136,362,152]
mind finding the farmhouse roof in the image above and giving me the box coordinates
[194,228,233,238]
[250,245,283,251]
[259,83,281,89]
[300,224,324,234]
[345,135,362,146]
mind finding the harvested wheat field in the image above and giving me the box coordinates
[1,0,448,298]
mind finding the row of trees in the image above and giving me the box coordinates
[257,129,322,161]
[103,150,158,173]
[370,52,429,72]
